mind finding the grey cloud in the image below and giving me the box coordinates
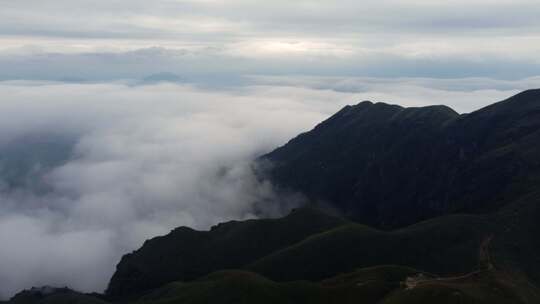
[248,75,540,112]
[3,0,540,40]
[249,75,540,93]
[1,46,540,83]
[0,81,340,299]
[1,1,540,83]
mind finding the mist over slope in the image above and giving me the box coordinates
[0,82,332,298]
[0,79,533,299]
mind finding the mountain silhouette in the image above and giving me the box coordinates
[6,90,540,304]
[261,89,540,228]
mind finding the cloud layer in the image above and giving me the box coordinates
[1,1,540,81]
[0,81,344,299]
[0,78,536,299]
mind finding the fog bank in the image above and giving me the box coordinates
[0,79,531,299]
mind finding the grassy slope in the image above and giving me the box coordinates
[248,214,492,281]
[8,203,540,304]
[7,268,534,304]
[105,193,540,302]
[107,207,347,297]
[132,267,448,304]
[491,190,540,287]
[54,268,531,304]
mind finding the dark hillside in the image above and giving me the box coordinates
[261,90,540,228]
[106,207,346,298]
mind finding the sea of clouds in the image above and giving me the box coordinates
[0,78,536,298]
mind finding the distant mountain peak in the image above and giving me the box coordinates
[141,72,184,84]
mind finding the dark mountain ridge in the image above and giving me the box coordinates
[261,89,540,228]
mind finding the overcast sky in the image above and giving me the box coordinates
[1,0,540,81]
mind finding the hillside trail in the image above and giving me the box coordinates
[404,235,494,290]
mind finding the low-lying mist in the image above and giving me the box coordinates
[0,79,527,299]
[0,81,353,299]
